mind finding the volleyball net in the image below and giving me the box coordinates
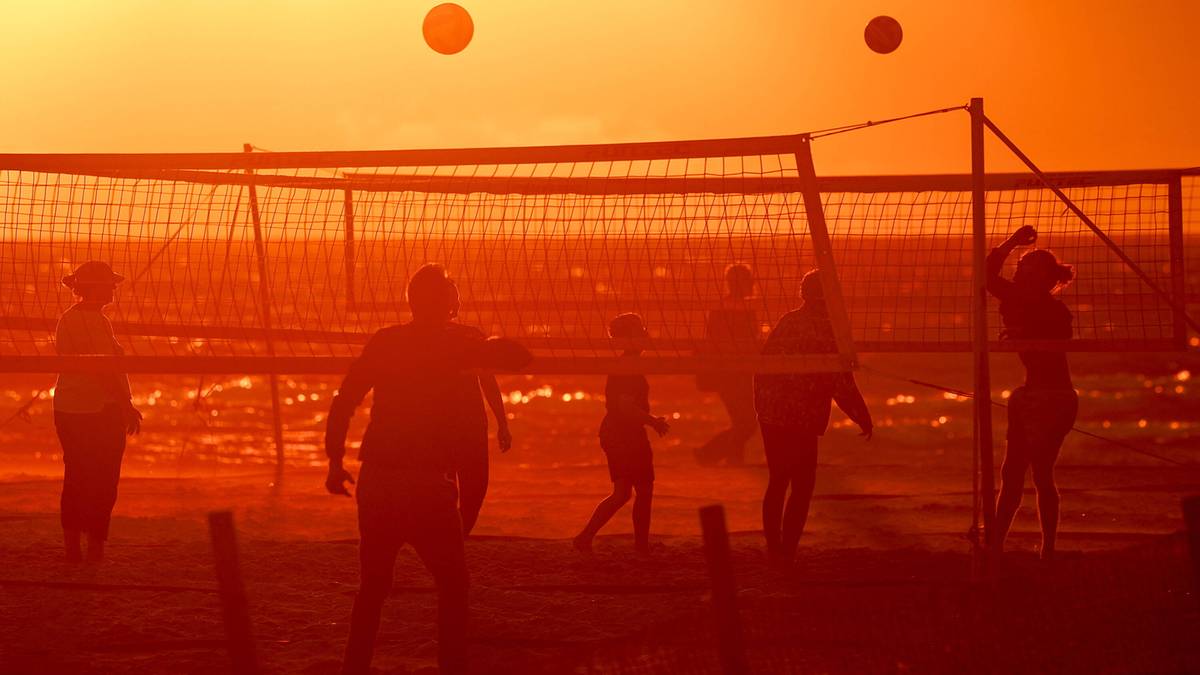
[0,122,1194,374]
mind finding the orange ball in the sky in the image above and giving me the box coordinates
[423,3,474,55]
[864,15,903,54]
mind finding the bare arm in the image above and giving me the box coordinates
[613,394,670,436]
[987,226,1037,299]
[324,333,381,493]
[479,375,512,452]
[100,317,134,406]
[474,336,534,371]
[833,373,873,439]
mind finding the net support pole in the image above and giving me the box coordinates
[794,135,858,369]
[208,510,259,675]
[243,144,286,473]
[970,99,998,572]
[1184,496,1200,611]
[699,504,750,675]
[1168,177,1187,348]
[343,188,357,310]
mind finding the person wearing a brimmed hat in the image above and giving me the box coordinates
[55,261,142,564]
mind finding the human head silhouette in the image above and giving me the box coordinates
[609,312,648,340]
[62,260,123,306]
[800,268,824,306]
[407,263,457,322]
[725,263,754,299]
[1014,249,1074,294]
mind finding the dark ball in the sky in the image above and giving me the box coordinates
[864,15,903,54]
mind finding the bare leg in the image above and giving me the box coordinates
[85,532,105,564]
[993,446,1030,554]
[64,528,83,564]
[760,424,791,561]
[762,474,789,557]
[342,531,399,675]
[412,518,470,675]
[456,446,489,536]
[779,436,818,560]
[632,481,653,554]
[1031,449,1061,561]
[575,481,633,551]
[720,380,758,465]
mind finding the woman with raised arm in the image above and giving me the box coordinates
[987,225,1077,561]
[754,269,872,568]
[54,261,142,564]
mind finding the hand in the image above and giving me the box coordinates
[650,416,671,437]
[325,464,355,497]
[1007,226,1037,247]
[497,424,513,453]
[123,402,142,436]
[859,424,873,441]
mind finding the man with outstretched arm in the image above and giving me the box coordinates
[324,264,532,675]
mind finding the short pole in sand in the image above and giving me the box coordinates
[699,504,750,675]
[208,510,259,675]
[1184,496,1200,611]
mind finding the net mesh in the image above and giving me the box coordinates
[0,138,1191,374]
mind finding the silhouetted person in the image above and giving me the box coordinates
[987,226,1077,561]
[574,313,670,555]
[54,262,143,563]
[324,264,531,675]
[53,261,142,564]
[754,269,872,567]
[695,263,760,466]
[446,282,512,536]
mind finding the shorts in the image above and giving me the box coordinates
[603,441,655,484]
[1007,386,1078,450]
[355,462,461,543]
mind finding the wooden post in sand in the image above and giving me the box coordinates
[699,504,750,675]
[208,510,259,675]
[1184,496,1200,611]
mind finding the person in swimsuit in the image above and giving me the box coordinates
[574,313,670,555]
[987,225,1077,561]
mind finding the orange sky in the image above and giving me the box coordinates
[1,1,1197,174]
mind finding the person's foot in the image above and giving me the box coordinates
[635,541,651,557]
[572,534,593,553]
